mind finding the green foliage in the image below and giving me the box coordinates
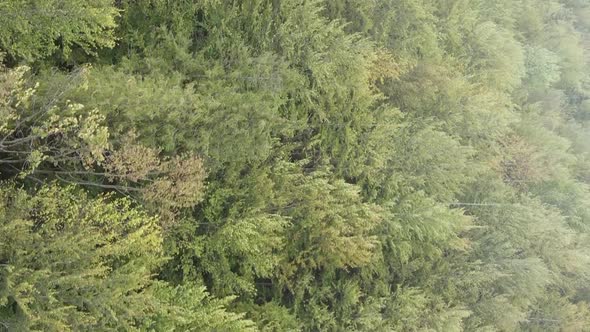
[0,0,118,63]
[468,21,526,92]
[147,283,257,331]
[2,0,590,330]
[0,184,164,331]
[524,46,562,90]
[0,184,256,331]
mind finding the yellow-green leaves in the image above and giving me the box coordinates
[0,184,163,331]
[0,0,119,62]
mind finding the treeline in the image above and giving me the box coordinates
[1,0,590,331]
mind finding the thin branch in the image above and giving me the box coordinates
[55,174,142,192]
[2,135,40,146]
[0,159,27,164]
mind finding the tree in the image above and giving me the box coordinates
[0,65,206,223]
[0,184,164,331]
[0,0,118,64]
[2,0,590,330]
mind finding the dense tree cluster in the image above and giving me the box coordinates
[1,0,590,330]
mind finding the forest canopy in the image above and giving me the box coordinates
[1,0,590,331]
